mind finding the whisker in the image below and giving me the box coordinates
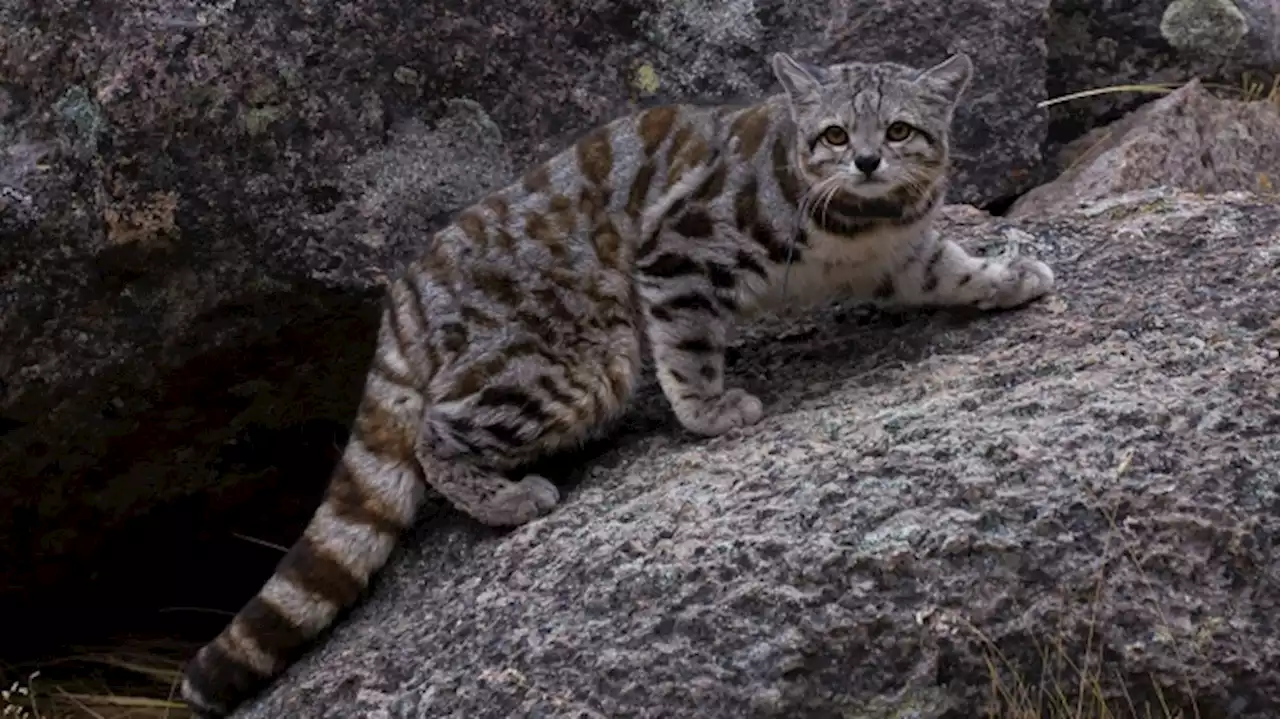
[782,173,848,299]
[818,178,843,228]
[785,177,834,299]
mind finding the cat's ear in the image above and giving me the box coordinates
[771,52,824,105]
[916,53,973,105]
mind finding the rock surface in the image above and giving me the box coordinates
[1044,0,1280,162]
[1008,79,1280,217]
[235,189,1280,719]
[2,0,1279,675]
[0,0,1055,642]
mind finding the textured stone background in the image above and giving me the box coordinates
[1,0,1278,694]
[1045,0,1278,163]
[0,0,1054,642]
[1009,78,1280,216]
[237,189,1280,718]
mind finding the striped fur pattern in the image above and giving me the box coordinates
[181,51,1054,717]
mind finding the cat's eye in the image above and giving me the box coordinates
[885,122,913,142]
[820,125,849,146]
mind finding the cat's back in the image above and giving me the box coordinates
[416,102,748,275]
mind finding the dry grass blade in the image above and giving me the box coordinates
[2,643,196,719]
[230,532,289,553]
[1037,84,1183,108]
[961,449,1212,719]
[1040,73,1279,110]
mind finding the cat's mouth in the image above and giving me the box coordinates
[842,176,894,198]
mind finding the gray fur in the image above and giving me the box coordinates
[634,52,1052,435]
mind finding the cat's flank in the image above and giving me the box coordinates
[181,51,1053,717]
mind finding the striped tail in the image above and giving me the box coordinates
[181,363,427,717]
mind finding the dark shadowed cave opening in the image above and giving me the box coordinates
[1,419,345,662]
[0,289,385,685]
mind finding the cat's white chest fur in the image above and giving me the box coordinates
[755,221,925,310]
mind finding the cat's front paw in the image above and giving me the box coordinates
[983,256,1055,310]
[674,388,764,436]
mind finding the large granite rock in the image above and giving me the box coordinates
[236,189,1280,719]
[0,0,1053,649]
[1008,78,1280,217]
[1044,0,1280,165]
[1,0,1277,677]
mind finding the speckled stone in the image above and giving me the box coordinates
[1044,0,1279,165]
[235,189,1280,719]
[1009,79,1280,218]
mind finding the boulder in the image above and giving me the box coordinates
[1008,79,1280,217]
[236,189,1280,719]
[0,0,1054,648]
[2,0,1279,685]
[1044,0,1280,164]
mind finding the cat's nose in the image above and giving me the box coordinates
[853,154,881,174]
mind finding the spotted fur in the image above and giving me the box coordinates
[181,51,1054,717]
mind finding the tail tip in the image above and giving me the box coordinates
[181,675,229,718]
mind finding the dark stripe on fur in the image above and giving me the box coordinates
[184,642,265,717]
[873,274,895,300]
[754,223,792,265]
[675,337,717,354]
[654,292,721,317]
[383,297,415,362]
[276,535,367,608]
[437,416,485,456]
[922,243,946,293]
[482,421,524,447]
[328,461,407,536]
[770,134,803,206]
[640,252,704,278]
[673,209,714,238]
[808,183,945,236]
[734,177,796,265]
[476,386,554,424]
[706,262,736,289]
[438,322,470,355]
[238,595,312,662]
[627,161,656,219]
[694,164,728,201]
[735,250,769,279]
[636,232,660,261]
[537,375,580,408]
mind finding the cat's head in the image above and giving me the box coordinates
[771,52,972,204]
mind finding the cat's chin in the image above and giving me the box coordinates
[839,180,896,200]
